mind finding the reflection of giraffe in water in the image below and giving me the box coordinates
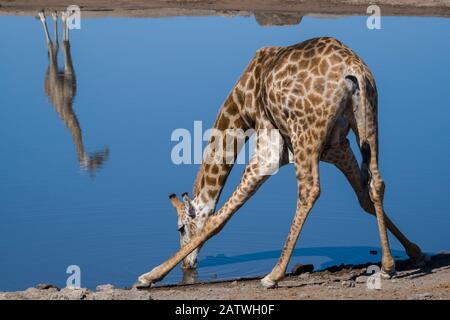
[39,11,109,176]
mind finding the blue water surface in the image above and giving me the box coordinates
[0,15,449,291]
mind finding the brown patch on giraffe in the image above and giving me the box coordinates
[286,64,298,75]
[316,119,327,128]
[276,68,288,80]
[304,77,312,91]
[211,164,219,175]
[295,110,304,118]
[248,77,255,90]
[310,57,321,67]
[298,71,308,80]
[217,174,227,186]
[234,117,249,130]
[207,189,218,199]
[328,72,340,82]
[315,107,323,117]
[291,85,302,96]
[272,107,280,117]
[240,72,249,85]
[217,114,230,131]
[227,102,240,116]
[299,59,309,70]
[205,176,217,186]
[303,49,316,59]
[282,79,293,88]
[307,114,317,125]
[323,45,334,56]
[329,44,342,52]
[308,93,323,106]
[294,99,303,109]
[290,51,302,61]
[304,99,313,113]
[254,65,262,79]
[313,77,326,94]
[319,60,329,76]
[329,54,343,64]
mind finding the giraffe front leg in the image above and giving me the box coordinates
[262,151,321,289]
[38,11,52,47]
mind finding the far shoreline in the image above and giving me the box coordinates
[0,0,449,26]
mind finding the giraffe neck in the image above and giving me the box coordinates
[192,91,250,218]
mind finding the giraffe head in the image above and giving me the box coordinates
[169,193,200,269]
[80,148,110,177]
[169,192,212,269]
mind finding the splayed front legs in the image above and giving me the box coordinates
[136,128,288,287]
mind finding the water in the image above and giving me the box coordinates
[0,15,449,291]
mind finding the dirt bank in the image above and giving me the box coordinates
[0,0,449,25]
[1,253,449,300]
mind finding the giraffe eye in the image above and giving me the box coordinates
[178,225,186,234]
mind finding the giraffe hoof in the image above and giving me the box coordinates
[133,276,154,289]
[261,275,278,289]
[380,269,396,279]
[135,266,164,289]
[133,280,153,289]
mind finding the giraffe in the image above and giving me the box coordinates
[39,11,109,176]
[136,37,428,289]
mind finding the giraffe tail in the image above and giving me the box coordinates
[344,70,378,187]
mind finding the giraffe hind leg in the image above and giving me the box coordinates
[52,11,59,50]
[321,139,427,267]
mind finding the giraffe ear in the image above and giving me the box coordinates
[182,192,196,218]
[182,192,191,202]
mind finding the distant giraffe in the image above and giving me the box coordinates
[39,11,109,175]
[137,37,428,289]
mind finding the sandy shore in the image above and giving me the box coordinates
[0,0,449,25]
[1,253,449,300]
